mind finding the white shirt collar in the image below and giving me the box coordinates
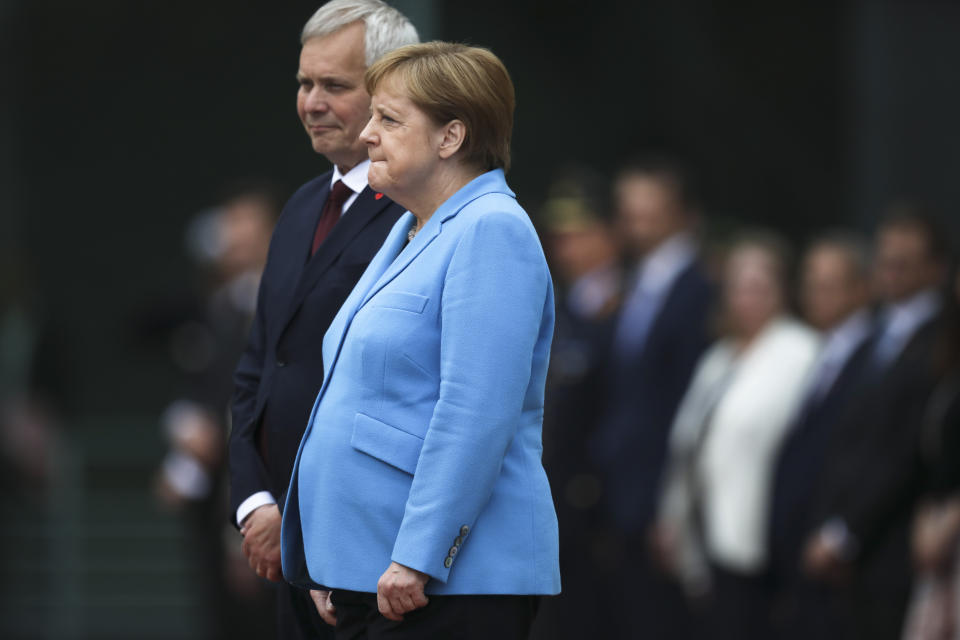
[331,159,371,214]
[636,232,696,296]
[881,288,941,341]
[566,263,620,319]
[820,309,872,365]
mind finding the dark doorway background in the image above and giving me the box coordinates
[2,1,958,637]
[6,0,959,414]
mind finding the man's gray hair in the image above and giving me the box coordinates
[301,0,420,66]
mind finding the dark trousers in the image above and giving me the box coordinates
[277,581,335,640]
[548,523,696,640]
[771,576,850,640]
[329,589,539,639]
[704,564,774,640]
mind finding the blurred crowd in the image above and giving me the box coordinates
[532,155,960,640]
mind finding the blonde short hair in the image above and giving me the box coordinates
[365,41,515,173]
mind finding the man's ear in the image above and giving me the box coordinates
[437,120,466,159]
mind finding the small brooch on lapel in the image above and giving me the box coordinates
[375,192,384,200]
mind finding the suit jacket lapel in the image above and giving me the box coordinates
[322,170,514,381]
[641,262,697,348]
[279,186,394,339]
[357,169,514,309]
[321,211,415,380]
[358,213,442,308]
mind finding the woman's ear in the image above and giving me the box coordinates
[437,120,466,159]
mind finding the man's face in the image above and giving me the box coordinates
[873,227,941,304]
[614,175,684,257]
[547,224,617,284]
[801,246,868,331]
[296,21,370,172]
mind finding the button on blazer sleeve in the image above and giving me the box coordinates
[390,208,552,582]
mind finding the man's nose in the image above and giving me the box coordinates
[304,88,329,112]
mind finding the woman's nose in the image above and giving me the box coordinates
[359,120,376,145]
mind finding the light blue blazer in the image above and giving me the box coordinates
[281,169,560,595]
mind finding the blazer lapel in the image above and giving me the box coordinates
[358,212,442,308]
[321,211,415,380]
[357,169,514,309]
[279,186,394,339]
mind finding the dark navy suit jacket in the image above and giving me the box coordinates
[228,171,405,520]
[768,333,875,583]
[590,261,714,533]
[809,319,939,558]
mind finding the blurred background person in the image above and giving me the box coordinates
[902,265,960,640]
[767,232,875,640]
[588,155,714,639]
[655,231,820,640]
[227,2,417,637]
[804,207,949,640]
[153,185,278,640]
[533,168,621,639]
[0,253,67,492]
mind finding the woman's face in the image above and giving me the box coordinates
[723,246,783,338]
[360,77,448,205]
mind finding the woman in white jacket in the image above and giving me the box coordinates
[654,231,820,639]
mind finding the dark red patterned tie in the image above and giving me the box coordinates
[310,180,353,256]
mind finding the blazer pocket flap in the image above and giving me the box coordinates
[351,413,424,475]
[371,291,428,313]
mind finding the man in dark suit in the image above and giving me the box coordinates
[227,2,418,637]
[767,233,874,639]
[589,156,714,638]
[802,209,949,640]
[532,172,622,640]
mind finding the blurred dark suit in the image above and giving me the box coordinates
[533,277,617,640]
[228,172,404,636]
[808,315,941,640]
[589,257,713,638]
[592,261,713,533]
[768,327,875,640]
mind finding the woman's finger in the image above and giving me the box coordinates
[394,591,416,614]
[410,587,429,609]
[377,588,402,621]
[318,591,338,626]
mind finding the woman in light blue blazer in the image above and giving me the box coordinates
[280,42,559,638]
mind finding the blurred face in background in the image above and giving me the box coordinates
[724,245,784,340]
[547,222,618,284]
[801,245,869,331]
[296,21,371,172]
[873,225,943,304]
[615,174,686,258]
[217,197,274,280]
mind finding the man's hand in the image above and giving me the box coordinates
[240,504,282,582]
[802,531,850,583]
[648,522,680,575]
[310,589,338,626]
[377,561,430,621]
